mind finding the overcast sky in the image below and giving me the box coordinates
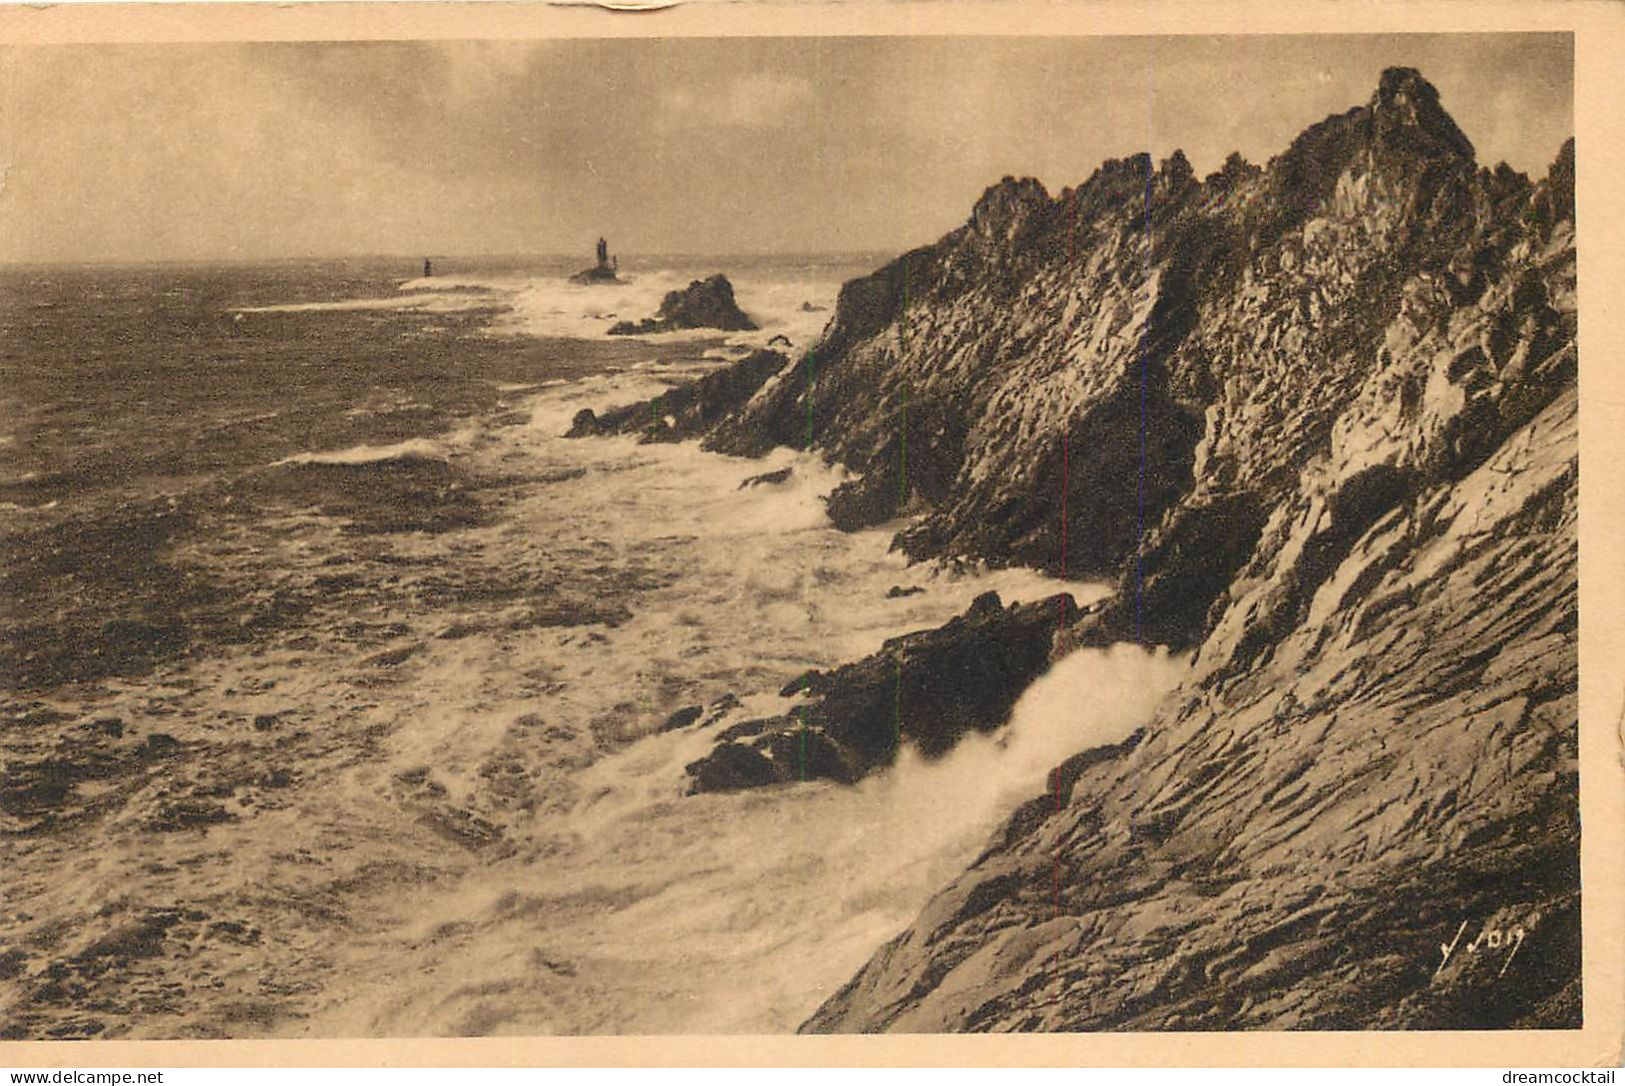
[0,33,1573,263]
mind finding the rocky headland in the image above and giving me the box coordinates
[570,69,1579,1030]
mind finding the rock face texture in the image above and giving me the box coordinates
[806,388,1578,1031]
[682,591,1080,793]
[608,274,758,335]
[712,72,1572,639]
[557,69,1578,1030]
[767,69,1577,1031]
[563,348,788,444]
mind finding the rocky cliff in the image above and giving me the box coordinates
[806,380,1577,1030]
[776,69,1577,1031]
[567,68,1579,1030]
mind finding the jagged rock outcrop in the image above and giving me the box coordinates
[563,349,787,443]
[783,69,1578,1031]
[569,265,622,285]
[713,72,1570,641]
[607,274,757,335]
[683,591,1079,793]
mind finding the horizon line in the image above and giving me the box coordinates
[0,248,904,271]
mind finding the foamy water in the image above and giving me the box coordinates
[272,438,445,467]
[4,259,1187,1040]
[263,373,1185,1037]
[236,264,841,354]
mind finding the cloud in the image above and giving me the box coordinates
[1,35,1574,262]
[661,72,815,130]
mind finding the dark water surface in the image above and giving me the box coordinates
[0,260,704,690]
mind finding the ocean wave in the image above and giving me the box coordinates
[271,438,445,468]
[234,295,466,316]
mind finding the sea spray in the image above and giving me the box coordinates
[247,352,1164,1037]
[0,253,907,1040]
[271,437,447,467]
[872,642,1189,864]
[362,642,1191,1036]
[240,264,842,349]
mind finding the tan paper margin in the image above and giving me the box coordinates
[0,0,1620,1068]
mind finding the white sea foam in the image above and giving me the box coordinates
[339,640,1186,1035]
[888,642,1188,850]
[25,254,1167,1040]
[493,267,841,349]
[235,294,471,316]
[236,264,845,352]
[272,438,444,467]
[290,374,1176,1037]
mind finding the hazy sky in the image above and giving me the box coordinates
[0,33,1573,263]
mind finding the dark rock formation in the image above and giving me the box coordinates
[657,705,705,733]
[562,349,788,443]
[710,71,1569,621]
[607,274,757,335]
[739,467,793,489]
[683,591,1078,792]
[684,741,783,793]
[658,693,742,735]
[771,69,1580,1032]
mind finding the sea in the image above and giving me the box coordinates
[0,254,1183,1038]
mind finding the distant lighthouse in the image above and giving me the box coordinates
[570,237,624,284]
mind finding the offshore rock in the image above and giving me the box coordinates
[569,237,623,284]
[608,274,757,335]
[683,591,1079,792]
[568,264,622,285]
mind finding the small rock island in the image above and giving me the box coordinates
[569,237,623,284]
[608,274,758,336]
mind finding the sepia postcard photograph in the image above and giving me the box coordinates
[0,0,1621,1068]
